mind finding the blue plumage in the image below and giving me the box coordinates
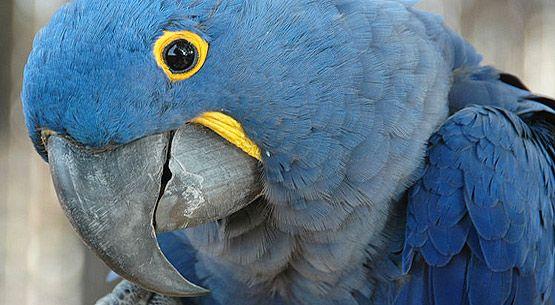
[20,0,555,304]
[402,104,555,305]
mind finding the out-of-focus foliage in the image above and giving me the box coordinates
[0,0,553,304]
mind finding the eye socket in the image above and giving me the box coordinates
[154,31,209,82]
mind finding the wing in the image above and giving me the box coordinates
[398,104,555,305]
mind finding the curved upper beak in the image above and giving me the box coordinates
[46,124,262,297]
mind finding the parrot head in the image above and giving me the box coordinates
[22,0,388,297]
[24,0,362,158]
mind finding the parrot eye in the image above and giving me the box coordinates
[164,40,198,73]
[154,30,209,82]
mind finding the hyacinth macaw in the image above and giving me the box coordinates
[21,0,555,304]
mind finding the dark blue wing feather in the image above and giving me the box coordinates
[399,104,555,305]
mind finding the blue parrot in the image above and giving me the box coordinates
[21,0,555,304]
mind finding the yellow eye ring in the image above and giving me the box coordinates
[153,30,209,82]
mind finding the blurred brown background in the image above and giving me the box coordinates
[0,0,554,304]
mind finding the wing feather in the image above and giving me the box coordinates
[399,105,555,305]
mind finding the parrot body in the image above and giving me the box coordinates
[21,0,555,305]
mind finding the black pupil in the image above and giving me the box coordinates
[164,39,197,73]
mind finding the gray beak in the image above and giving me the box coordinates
[46,124,262,297]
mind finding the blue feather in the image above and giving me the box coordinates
[402,104,555,305]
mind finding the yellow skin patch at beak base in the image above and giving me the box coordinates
[191,112,262,161]
[41,129,58,147]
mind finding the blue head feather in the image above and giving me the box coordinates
[23,0,360,165]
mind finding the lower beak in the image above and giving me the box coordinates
[46,124,262,297]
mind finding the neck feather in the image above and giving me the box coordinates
[186,194,408,304]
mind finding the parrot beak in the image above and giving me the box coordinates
[45,124,262,297]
